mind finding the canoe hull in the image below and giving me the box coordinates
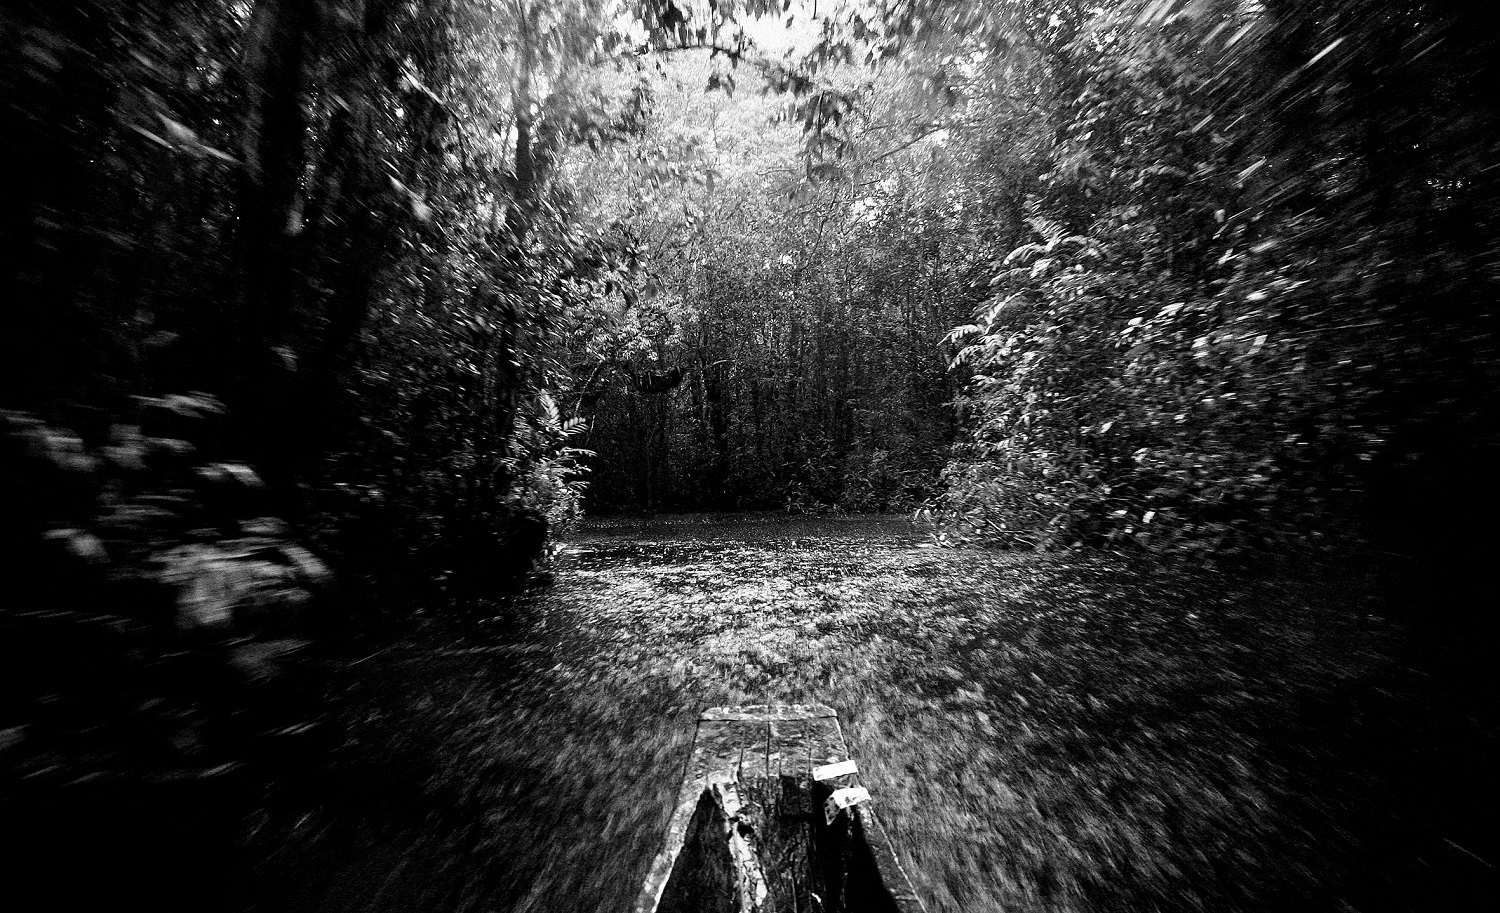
[635,705,925,913]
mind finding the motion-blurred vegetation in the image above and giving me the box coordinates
[0,1,744,906]
[3,0,1498,910]
[921,0,1500,557]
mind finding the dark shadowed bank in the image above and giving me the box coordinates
[242,514,1493,913]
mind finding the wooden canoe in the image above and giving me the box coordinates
[633,704,926,913]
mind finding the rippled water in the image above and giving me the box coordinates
[255,513,1481,913]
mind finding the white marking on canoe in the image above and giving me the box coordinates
[813,759,857,781]
[824,786,871,825]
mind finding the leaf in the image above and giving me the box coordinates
[1005,242,1045,265]
[43,528,109,564]
[157,113,197,145]
[176,560,235,631]
[943,324,985,346]
[1306,37,1345,67]
[280,544,331,587]
[538,390,560,424]
[198,462,264,488]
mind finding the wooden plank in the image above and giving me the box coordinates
[772,718,813,820]
[739,719,772,784]
[695,719,742,786]
[734,717,773,906]
[804,714,847,769]
[767,719,788,782]
[711,780,768,912]
[766,717,812,913]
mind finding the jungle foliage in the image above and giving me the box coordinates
[563,1,1499,553]
[3,1,1498,910]
[913,0,1500,554]
[3,0,1495,701]
[0,2,799,902]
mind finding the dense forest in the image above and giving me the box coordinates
[3,0,1497,910]
[6,0,1498,565]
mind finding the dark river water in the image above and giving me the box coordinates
[252,513,1493,913]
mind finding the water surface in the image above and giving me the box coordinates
[255,513,1476,913]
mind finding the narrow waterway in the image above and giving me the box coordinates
[253,514,1488,913]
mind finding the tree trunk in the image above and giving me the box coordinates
[236,0,314,474]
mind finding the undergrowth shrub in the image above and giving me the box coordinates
[923,5,1480,558]
[0,393,329,803]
